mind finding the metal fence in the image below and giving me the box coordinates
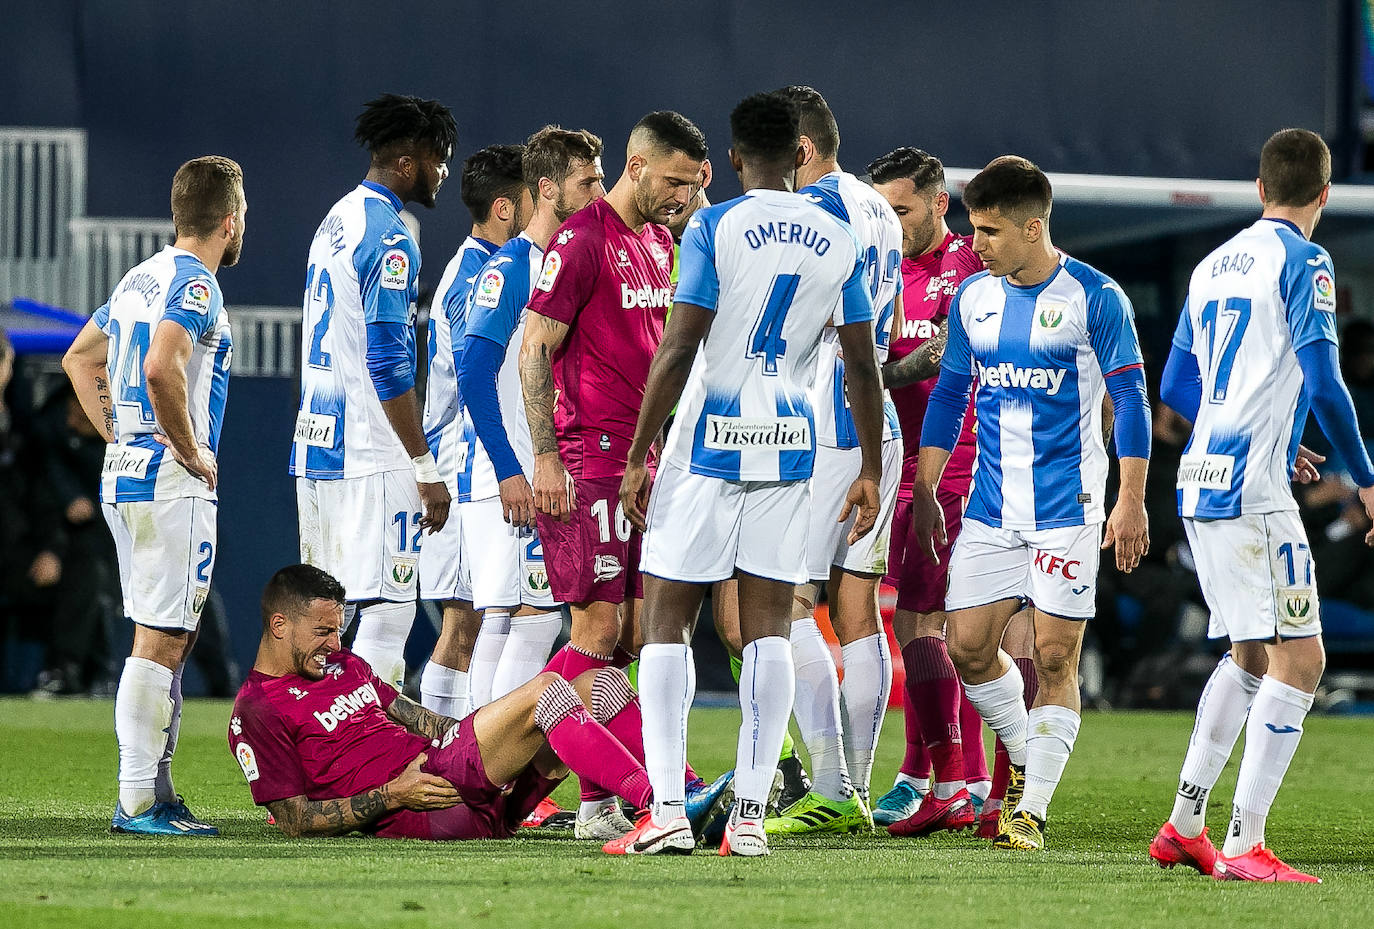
[230,305,299,378]
[67,216,175,313]
[0,127,86,306]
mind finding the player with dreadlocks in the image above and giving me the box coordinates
[290,93,459,690]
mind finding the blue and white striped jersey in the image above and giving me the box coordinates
[800,171,903,447]
[945,255,1143,530]
[1174,218,1338,519]
[460,233,544,501]
[290,181,421,480]
[423,235,497,501]
[95,246,232,503]
[663,188,874,482]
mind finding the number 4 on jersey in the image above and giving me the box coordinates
[747,273,799,375]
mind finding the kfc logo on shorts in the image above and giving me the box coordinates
[594,554,623,581]
[1033,549,1081,580]
[235,742,260,782]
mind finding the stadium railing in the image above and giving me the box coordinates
[230,306,300,378]
[67,217,176,316]
[0,127,86,307]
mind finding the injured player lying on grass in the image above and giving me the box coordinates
[228,564,730,840]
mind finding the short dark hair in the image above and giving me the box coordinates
[776,85,839,159]
[1259,128,1331,207]
[867,147,946,195]
[354,93,458,164]
[730,92,801,164]
[962,157,1052,221]
[631,111,708,161]
[460,144,526,223]
[170,155,243,239]
[260,564,346,631]
[523,125,604,197]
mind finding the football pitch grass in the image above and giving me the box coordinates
[1,700,1370,928]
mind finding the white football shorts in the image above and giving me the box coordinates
[806,437,903,579]
[103,497,217,632]
[944,518,1102,619]
[418,489,472,603]
[641,460,811,585]
[460,495,559,610]
[1183,511,1321,641]
[297,470,422,602]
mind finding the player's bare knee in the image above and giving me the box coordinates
[1032,640,1078,686]
[947,636,994,678]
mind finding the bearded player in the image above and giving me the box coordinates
[516,112,710,833]
[230,564,656,840]
[291,94,457,689]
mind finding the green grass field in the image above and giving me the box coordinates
[0,699,1369,928]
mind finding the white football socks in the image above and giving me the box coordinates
[350,600,415,689]
[962,660,1028,766]
[1169,654,1261,837]
[115,657,174,816]
[839,633,892,799]
[420,661,470,719]
[640,643,695,825]
[789,618,851,801]
[466,610,510,710]
[491,610,562,701]
[895,773,930,793]
[1222,675,1314,857]
[736,637,794,807]
[154,662,184,804]
[1017,705,1080,819]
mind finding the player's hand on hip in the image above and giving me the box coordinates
[499,474,537,529]
[840,476,881,545]
[533,452,574,522]
[909,483,947,564]
[388,753,461,811]
[156,435,218,491]
[1294,444,1326,484]
[418,481,451,534]
[1102,496,1149,572]
[619,460,651,533]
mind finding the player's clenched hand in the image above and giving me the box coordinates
[1102,495,1149,573]
[839,476,881,545]
[418,481,451,534]
[387,753,461,811]
[154,434,217,491]
[533,452,574,523]
[620,460,651,533]
[1293,444,1326,484]
[499,474,537,529]
[909,483,947,565]
[1358,485,1374,546]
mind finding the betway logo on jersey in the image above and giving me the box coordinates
[703,415,811,451]
[621,283,673,310]
[1176,453,1235,491]
[975,361,1068,395]
[313,682,380,732]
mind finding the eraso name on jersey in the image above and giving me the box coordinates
[976,360,1068,396]
[703,415,811,451]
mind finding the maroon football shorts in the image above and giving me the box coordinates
[373,715,560,840]
[536,474,644,605]
[885,486,966,614]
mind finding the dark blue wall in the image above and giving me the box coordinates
[1,1,1354,307]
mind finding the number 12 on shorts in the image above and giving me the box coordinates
[393,511,422,553]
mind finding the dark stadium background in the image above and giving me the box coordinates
[3,0,1372,696]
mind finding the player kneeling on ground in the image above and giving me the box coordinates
[230,564,669,840]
